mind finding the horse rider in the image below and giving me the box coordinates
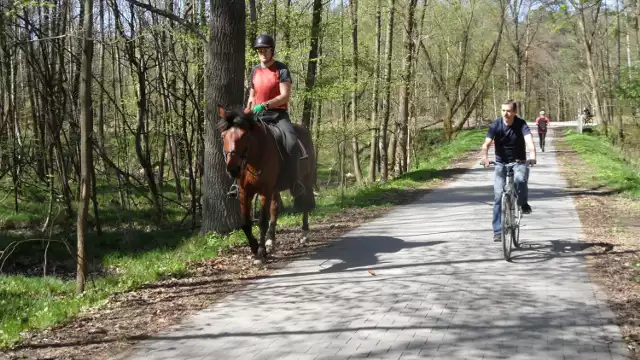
[246,34,304,196]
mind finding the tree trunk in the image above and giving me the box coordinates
[349,0,363,184]
[379,0,396,182]
[98,0,106,161]
[245,0,257,102]
[557,84,561,121]
[616,0,624,142]
[134,68,163,217]
[283,0,292,63]
[1,14,18,212]
[248,0,257,43]
[368,0,382,183]
[272,0,277,37]
[339,0,347,189]
[77,0,94,295]
[312,4,328,162]
[626,5,632,78]
[576,6,605,129]
[201,0,244,235]
[492,74,497,118]
[197,0,207,216]
[300,0,323,130]
[396,0,417,176]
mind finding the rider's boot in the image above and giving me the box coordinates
[289,146,305,198]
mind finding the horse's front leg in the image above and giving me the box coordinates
[300,211,309,245]
[256,191,272,262]
[265,192,280,253]
[239,190,259,256]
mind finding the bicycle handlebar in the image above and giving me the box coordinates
[480,159,537,167]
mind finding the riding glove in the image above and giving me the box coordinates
[252,103,267,114]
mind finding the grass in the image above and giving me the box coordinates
[562,127,640,198]
[0,128,485,349]
[0,231,248,348]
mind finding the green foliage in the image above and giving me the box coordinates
[618,66,640,102]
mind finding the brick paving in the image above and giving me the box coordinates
[118,124,629,360]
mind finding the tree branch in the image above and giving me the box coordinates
[124,0,207,43]
[419,39,449,100]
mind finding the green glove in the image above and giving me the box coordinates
[252,103,266,114]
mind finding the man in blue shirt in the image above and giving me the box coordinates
[481,100,537,242]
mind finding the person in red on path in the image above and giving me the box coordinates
[246,34,304,196]
[535,110,551,152]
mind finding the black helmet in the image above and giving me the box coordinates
[253,34,275,49]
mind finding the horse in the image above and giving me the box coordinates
[217,105,317,265]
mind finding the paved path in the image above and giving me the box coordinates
[120,124,629,360]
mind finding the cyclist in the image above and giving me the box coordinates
[245,34,304,196]
[481,100,537,242]
[535,110,550,151]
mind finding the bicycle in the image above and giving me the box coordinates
[485,159,535,261]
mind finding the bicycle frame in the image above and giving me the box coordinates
[503,164,522,228]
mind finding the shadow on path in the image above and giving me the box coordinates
[313,236,445,273]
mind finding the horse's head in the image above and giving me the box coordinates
[217,104,257,178]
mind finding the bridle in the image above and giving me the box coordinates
[223,127,261,179]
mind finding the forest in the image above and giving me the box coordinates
[0,0,639,350]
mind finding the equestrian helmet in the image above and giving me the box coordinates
[253,34,275,49]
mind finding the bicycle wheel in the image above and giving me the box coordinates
[513,202,521,248]
[501,194,514,261]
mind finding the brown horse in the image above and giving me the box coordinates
[217,105,317,265]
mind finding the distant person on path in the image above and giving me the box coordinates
[535,110,550,152]
[582,107,593,124]
[481,100,537,242]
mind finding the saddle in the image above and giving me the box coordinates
[265,124,308,162]
[263,123,307,192]
[266,123,309,197]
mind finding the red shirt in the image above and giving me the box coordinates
[535,116,550,133]
[250,61,292,110]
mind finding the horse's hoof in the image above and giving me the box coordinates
[265,239,276,253]
[300,231,309,245]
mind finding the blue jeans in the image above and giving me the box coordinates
[493,163,529,234]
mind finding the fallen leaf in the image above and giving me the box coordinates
[367,269,376,276]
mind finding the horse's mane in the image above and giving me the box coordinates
[216,107,257,132]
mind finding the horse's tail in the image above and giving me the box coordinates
[293,124,317,212]
[294,188,316,212]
